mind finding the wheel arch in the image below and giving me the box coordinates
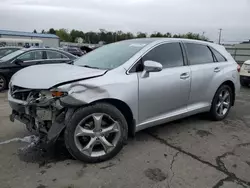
[90,98,136,137]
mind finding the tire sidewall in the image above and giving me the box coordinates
[211,85,232,121]
[0,75,7,92]
[64,103,128,163]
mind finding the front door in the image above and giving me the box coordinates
[137,42,191,129]
[9,50,44,77]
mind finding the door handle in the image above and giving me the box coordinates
[180,72,190,79]
[214,67,221,72]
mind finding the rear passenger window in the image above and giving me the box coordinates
[210,47,227,62]
[185,43,214,65]
[142,43,184,68]
[46,51,67,59]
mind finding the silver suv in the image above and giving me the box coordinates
[8,38,240,163]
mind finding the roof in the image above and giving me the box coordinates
[18,47,64,51]
[0,46,22,49]
[123,38,215,45]
[0,30,59,39]
[15,47,76,57]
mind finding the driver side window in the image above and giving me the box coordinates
[130,42,184,73]
[142,42,184,69]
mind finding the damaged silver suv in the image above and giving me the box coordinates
[8,38,240,163]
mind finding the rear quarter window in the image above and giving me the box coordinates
[210,47,227,62]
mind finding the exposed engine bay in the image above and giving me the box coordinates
[9,85,69,142]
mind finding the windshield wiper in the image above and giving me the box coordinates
[81,65,101,69]
[67,60,74,65]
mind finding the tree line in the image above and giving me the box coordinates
[33,28,209,44]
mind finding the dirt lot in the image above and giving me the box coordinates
[0,88,250,188]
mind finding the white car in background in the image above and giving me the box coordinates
[240,60,250,87]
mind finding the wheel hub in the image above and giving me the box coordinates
[74,113,121,157]
[216,89,230,116]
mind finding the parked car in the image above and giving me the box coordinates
[80,46,94,54]
[8,38,240,163]
[0,47,21,58]
[63,47,84,57]
[240,60,250,87]
[0,48,76,91]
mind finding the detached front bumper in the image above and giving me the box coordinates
[8,90,28,113]
[8,90,35,132]
[8,90,69,143]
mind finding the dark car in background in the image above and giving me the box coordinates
[63,47,84,57]
[0,48,76,91]
[0,47,22,58]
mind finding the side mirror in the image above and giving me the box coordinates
[144,60,163,72]
[14,59,23,65]
[141,60,162,78]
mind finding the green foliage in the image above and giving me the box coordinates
[33,29,37,33]
[48,28,56,35]
[172,32,208,41]
[137,32,147,38]
[40,28,209,43]
[56,29,71,42]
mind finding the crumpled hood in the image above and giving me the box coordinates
[11,64,107,89]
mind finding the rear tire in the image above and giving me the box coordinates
[210,85,233,121]
[0,75,7,92]
[64,103,128,163]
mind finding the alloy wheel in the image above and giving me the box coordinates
[0,77,5,90]
[216,89,230,116]
[74,113,121,157]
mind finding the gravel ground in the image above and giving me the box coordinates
[0,87,250,188]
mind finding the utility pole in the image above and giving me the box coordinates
[218,28,222,44]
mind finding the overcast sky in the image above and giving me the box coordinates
[0,0,250,43]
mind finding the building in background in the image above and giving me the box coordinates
[0,30,59,48]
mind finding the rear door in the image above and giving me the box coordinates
[184,42,224,111]
[137,42,191,126]
[44,50,71,64]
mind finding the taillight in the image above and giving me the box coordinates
[237,64,241,72]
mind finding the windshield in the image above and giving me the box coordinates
[0,48,19,58]
[73,40,150,69]
[0,50,25,61]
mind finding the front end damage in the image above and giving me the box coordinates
[8,81,110,144]
[8,85,74,143]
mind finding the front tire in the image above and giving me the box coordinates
[64,103,128,163]
[210,85,233,121]
[0,75,7,92]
